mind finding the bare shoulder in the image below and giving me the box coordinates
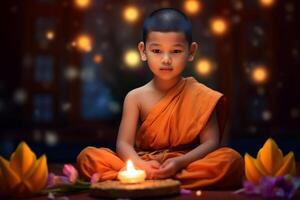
[124,82,152,107]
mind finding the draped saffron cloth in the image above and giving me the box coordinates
[77,77,244,189]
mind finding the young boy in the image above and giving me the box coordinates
[77,8,244,189]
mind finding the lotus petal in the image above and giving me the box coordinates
[257,138,283,175]
[25,154,48,192]
[0,156,21,190]
[245,153,267,184]
[10,142,36,177]
[275,151,296,177]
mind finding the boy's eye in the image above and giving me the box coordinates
[151,49,161,53]
[173,49,182,53]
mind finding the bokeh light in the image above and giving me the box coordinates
[124,50,140,69]
[46,30,55,40]
[62,102,71,112]
[13,89,27,104]
[123,6,139,23]
[195,58,214,76]
[64,67,79,81]
[251,65,268,84]
[75,34,93,52]
[262,110,272,121]
[45,131,58,147]
[183,0,202,15]
[290,108,299,119]
[210,17,228,36]
[259,0,276,8]
[74,0,91,9]
[93,54,103,64]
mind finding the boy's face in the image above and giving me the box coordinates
[138,31,197,81]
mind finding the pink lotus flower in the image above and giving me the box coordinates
[63,164,78,184]
[44,164,89,196]
[90,173,100,184]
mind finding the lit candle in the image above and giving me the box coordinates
[117,160,146,184]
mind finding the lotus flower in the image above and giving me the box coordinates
[63,164,78,184]
[90,173,100,184]
[0,141,48,197]
[245,138,296,184]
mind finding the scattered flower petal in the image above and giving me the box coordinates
[47,192,55,200]
[47,173,70,188]
[180,188,192,195]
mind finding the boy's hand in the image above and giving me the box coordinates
[136,160,161,179]
[155,157,183,179]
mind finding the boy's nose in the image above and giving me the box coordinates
[161,53,172,65]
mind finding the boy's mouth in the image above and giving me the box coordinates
[159,67,173,71]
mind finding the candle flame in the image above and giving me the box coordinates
[118,159,146,183]
[126,160,136,172]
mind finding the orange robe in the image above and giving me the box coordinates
[77,77,244,189]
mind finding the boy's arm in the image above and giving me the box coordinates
[178,109,220,167]
[116,90,142,165]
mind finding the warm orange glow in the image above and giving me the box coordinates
[93,54,103,64]
[117,160,146,184]
[74,0,91,9]
[46,30,55,40]
[183,0,202,15]
[124,50,140,69]
[123,6,139,23]
[196,58,214,76]
[210,17,228,36]
[75,34,93,52]
[251,65,268,84]
[259,0,275,8]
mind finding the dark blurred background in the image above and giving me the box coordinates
[1,0,299,163]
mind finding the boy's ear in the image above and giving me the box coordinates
[138,41,147,61]
[188,42,198,61]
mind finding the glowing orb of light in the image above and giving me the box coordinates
[13,89,27,104]
[196,58,214,76]
[124,50,140,69]
[46,30,55,40]
[123,6,139,23]
[290,108,299,119]
[183,0,202,15]
[251,65,268,84]
[262,110,272,121]
[64,67,79,80]
[75,34,93,52]
[74,0,91,9]
[45,131,58,146]
[210,17,228,36]
[93,54,103,64]
[259,0,275,8]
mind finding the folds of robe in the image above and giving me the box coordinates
[77,77,244,189]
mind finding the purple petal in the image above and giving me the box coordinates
[243,180,259,195]
[180,188,192,195]
[47,172,57,188]
[260,177,277,198]
[47,175,71,188]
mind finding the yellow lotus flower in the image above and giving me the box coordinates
[0,141,48,197]
[245,138,296,184]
